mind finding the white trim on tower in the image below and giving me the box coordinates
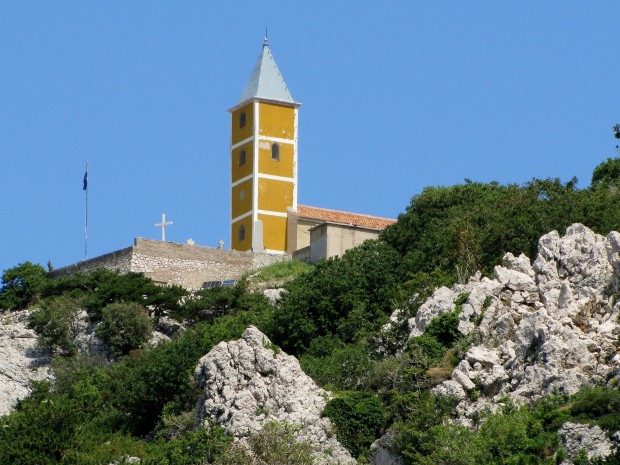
[256,209,288,218]
[231,210,253,224]
[257,173,295,183]
[252,99,260,236]
[256,135,295,145]
[293,107,299,211]
[231,173,253,188]
[231,135,254,150]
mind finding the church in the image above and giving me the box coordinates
[229,38,395,261]
[51,38,395,288]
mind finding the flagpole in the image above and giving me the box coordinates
[84,160,88,260]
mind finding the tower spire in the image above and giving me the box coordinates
[237,34,295,105]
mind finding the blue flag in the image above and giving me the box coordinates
[83,171,88,191]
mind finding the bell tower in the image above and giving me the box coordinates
[229,38,299,253]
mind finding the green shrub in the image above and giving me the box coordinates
[29,296,82,355]
[391,390,457,460]
[424,309,462,347]
[406,334,446,365]
[592,157,620,187]
[46,270,186,321]
[176,281,273,325]
[0,262,48,310]
[323,391,386,460]
[95,302,152,357]
[301,343,375,390]
[382,178,620,281]
[154,426,231,465]
[568,386,620,431]
[273,240,400,355]
[215,421,314,465]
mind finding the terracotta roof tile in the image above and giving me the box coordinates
[296,205,396,231]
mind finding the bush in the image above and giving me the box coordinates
[300,343,376,390]
[424,308,462,348]
[44,269,185,321]
[382,178,620,281]
[273,240,400,355]
[0,262,48,310]
[176,281,273,325]
[155,426,231,465]
[592,157,620,187]
[95,302,152,357]
[29,296,82,355]
[568,386,620,431]
[215,421,314,465]
[323,391,387,460]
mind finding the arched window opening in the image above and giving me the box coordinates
[238,225,246,242]
[239,149,246,166]
[239,112,246,129]
[271,143,280,161]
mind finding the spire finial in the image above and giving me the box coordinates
[263,28,268,47]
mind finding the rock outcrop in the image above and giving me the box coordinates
[558,422,614,464]
[408,224,620,425]
[0,310,51,416]
[369,429,404,465]
[194,326,355,464]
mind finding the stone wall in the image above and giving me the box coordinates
[50,247,133,277]
[51,238,288,289]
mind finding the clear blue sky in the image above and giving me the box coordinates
[1,2,619,272]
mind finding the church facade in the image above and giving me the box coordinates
[230,39,394,257]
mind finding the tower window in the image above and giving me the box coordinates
[271,143,280,161]
[239,112,246,128]
[238,225,245,242]
[239,149,246,166]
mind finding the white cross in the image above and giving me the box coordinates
[155,213,173,241]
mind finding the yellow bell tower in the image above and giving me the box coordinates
[229,38,300,253]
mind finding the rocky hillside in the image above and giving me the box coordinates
[409,224,619,419]
[1,217,620,463]
[371,223,620,463]
[195,326,355,464]
[0,310,50,415]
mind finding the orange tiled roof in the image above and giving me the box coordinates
[296,204,396,231]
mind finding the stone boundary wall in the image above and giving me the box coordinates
[51,238,289,289]
[50,247,133,278]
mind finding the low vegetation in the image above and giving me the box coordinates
[247,259,313,287]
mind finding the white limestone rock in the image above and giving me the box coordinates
[452,368,476,391]
[408,286,457,337]
[408,277,502,339]
[147,331,170,348]
[558,422,614,464]
[431,380,467,400]
[502,252,535,277]
[262,287,285,304]
[194,326,355,464]
[494,265,537,292]
[415,224,620,425]
[0,310,52,416]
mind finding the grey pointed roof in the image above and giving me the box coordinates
[239,41,295,105]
